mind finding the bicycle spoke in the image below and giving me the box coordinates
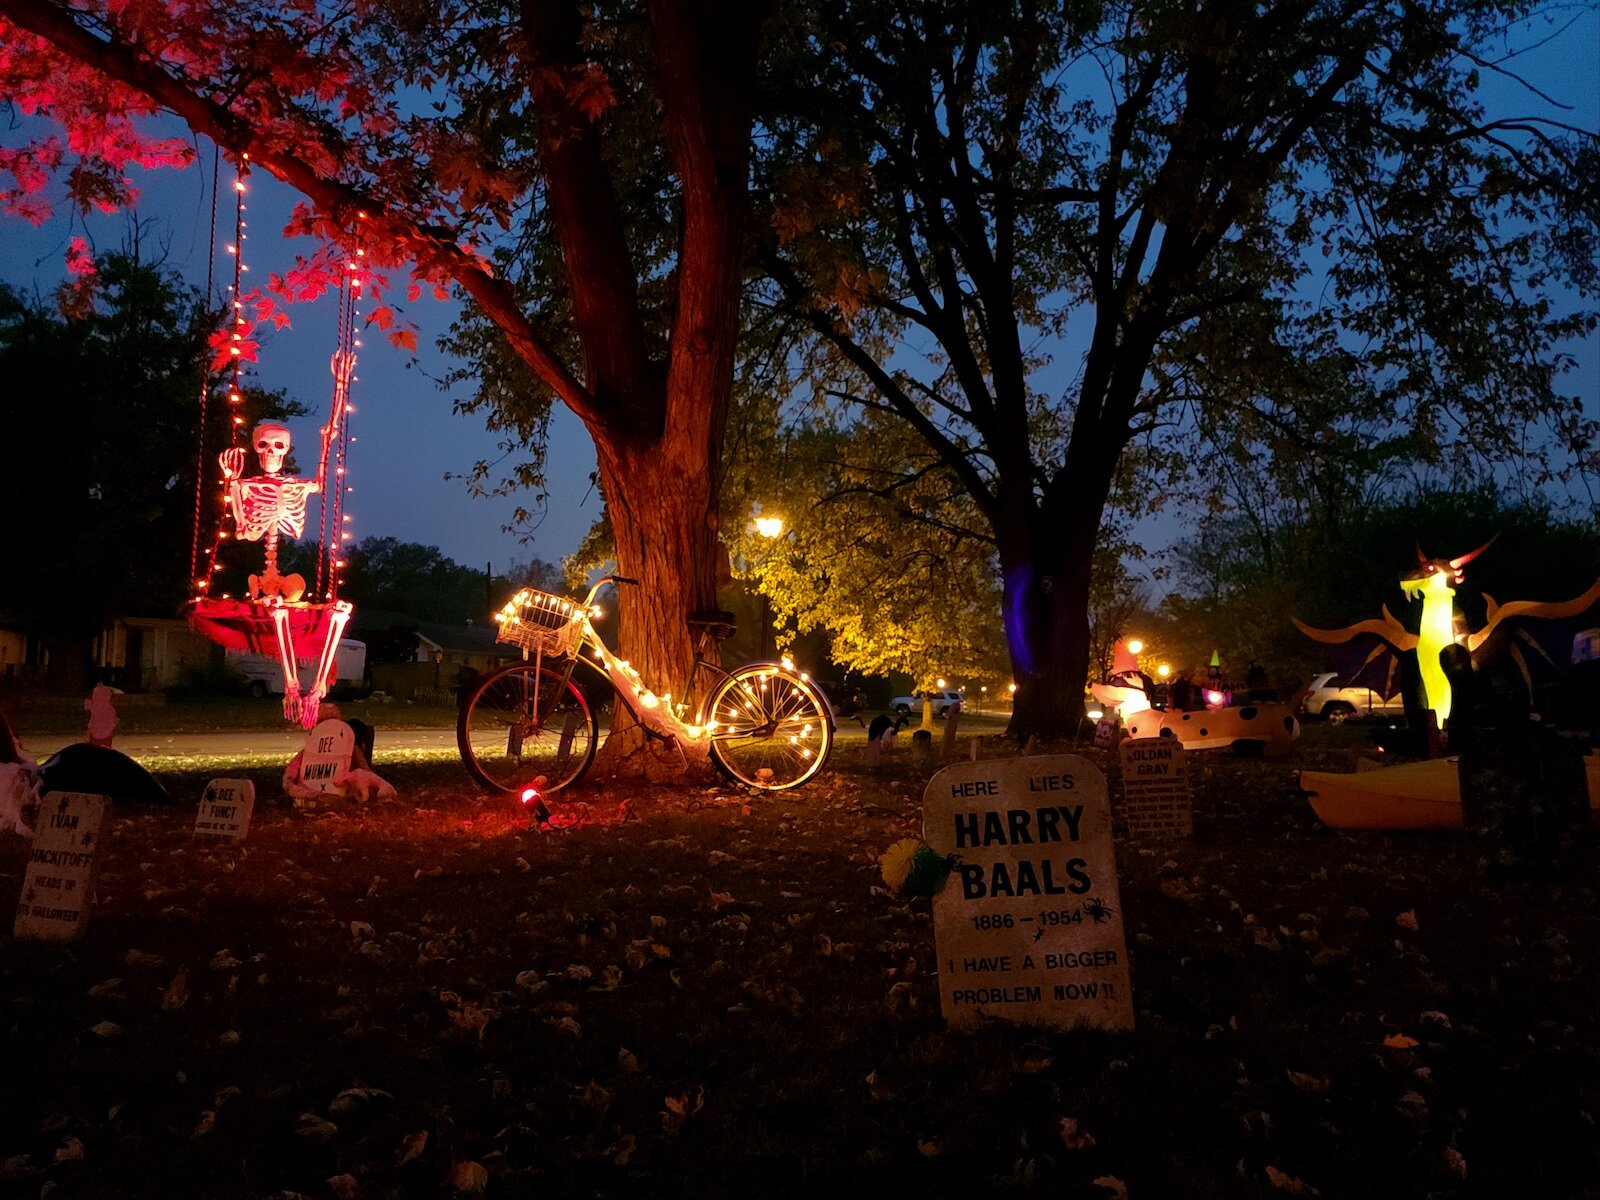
[458,664,598,795]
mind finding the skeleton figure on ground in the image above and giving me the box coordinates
[216,351,355,727]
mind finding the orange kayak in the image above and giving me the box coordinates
[1302,754,1600,831]
[1301,759,1462,830]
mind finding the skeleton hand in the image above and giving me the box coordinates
[330,349,356,389]
[219,447,246,480]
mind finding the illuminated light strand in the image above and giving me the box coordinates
[194,159,250,594]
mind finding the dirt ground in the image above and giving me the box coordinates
[1,728,1596,1199]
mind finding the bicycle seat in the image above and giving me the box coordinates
[687,609,738,641]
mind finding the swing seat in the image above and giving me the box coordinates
[189,597,344,661]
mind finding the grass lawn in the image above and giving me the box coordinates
[7,693,462,736]
[0,724,1594,1198]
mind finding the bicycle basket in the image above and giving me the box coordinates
[494,588,586,658]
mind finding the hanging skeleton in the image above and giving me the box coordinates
[212,350,356,726]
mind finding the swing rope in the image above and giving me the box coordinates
[187,144,221,585]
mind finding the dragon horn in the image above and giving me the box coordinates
[1448,534,1498,570]
[1415,543,1429,565]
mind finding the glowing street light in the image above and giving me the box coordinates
[755,515,785,538]
[1126,638,1144,654]
[1157,664,1170,678]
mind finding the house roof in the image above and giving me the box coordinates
[347,608,513,655]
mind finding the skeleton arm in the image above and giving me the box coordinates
[315,349,357,494]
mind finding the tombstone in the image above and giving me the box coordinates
[864,736,882,767]
[912,728,933,759]
[1118,738,1193,838]
[924,755,1133,1031]
[13,792,108,942]
[941,705,961,760]
[1092,716,1119,749]
[193,778,256,841]
[297,719,355,793]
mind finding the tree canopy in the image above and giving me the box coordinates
[1,0,769,771]
[747,0,1598,736]
[0,248,300,639]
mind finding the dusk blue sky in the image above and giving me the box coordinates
[1,10,1594,586]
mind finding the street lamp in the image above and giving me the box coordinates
[1126,638,1144,655]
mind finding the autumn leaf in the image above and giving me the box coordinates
[446,1161,488,1193]
[1287,1070,1331,1095]
[1265,1164,1313,1193]
[661,1086,705,1136]
[1093,1176,1128,1199]
[396,1130,428,1165]
[294,1113,338,1142]
[1395,910,1420,932]
[1382,1034,1420,1049]
[1058,1116,1096,1150]
[389,328,418,352]
[161,965,190,1010]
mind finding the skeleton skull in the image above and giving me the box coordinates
[253,423,291,475]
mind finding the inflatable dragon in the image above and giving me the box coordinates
[1294,539,1600,725]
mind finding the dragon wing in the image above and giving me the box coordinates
[1293,605,1418,653]
[1466,579,1600,654]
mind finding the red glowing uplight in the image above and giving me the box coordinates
[520,783,551,824]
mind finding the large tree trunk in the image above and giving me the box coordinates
[588,423,724,778]
[1000,521,1096,742]
[1000,463,1114,742]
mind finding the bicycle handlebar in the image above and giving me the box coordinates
[580,574,639,608]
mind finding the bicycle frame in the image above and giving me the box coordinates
[494,577,825,750]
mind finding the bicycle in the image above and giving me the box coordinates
[457,575,834,796]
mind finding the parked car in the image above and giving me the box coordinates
[1302,671,1405,723]
[891,689,964,717]
[227,639,368,699]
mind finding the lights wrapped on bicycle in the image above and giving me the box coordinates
[494,587,585,657]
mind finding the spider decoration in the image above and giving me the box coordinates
[1081,897,1115,924]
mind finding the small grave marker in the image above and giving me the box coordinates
[13,792,108,942]
[1092,716,1119,749]
[941,706,961,760]
[924,755,1133,1030]
[298,719,355,793]
[194,778,256,841]
[1118,738,1193,838]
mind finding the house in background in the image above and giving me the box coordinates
[351,610,520,702]
[94,617,217,691]
[0,613,217,694]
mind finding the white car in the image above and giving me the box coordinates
[891,689,963,717]
[1302,671,1406,723]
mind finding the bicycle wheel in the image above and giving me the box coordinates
[705,664,833,789]
[457,663,599,795]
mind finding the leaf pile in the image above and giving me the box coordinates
[0,736,1595,1198]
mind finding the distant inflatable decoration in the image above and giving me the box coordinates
[1294,539,1600,727]
[1123,703,1301,756]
